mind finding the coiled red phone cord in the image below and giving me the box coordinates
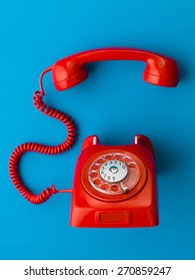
[9,67,77,204]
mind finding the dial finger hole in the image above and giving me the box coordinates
[93,178,102,185]
[110,185,119,192]
[104,154,113,160]
[122,157,130,162]
[114,154,123,160]
[90,172,98,178]
[96,158,105,164]
[101,184,109,190]
[91,164,99,171]
[128,162,136,168]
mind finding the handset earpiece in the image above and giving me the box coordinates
[52,57,88,91]
[142,56,179,87]
[51,48,179,91]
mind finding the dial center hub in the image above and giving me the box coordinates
[109,166,118,174]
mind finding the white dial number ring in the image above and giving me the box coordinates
[99,160,128,183]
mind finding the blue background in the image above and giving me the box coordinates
[0,0,195,260]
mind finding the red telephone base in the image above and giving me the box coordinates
[70,135,158,228]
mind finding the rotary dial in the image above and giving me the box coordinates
[88,153,140,195]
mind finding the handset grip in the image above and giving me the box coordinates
[51,48,179,90]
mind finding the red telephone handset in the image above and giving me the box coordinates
[9,48,179,227]
[51,48,178,90]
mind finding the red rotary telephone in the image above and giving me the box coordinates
[9,48,179,228]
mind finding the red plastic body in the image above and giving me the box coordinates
[70,135,158,228]
[51,48,179,91]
